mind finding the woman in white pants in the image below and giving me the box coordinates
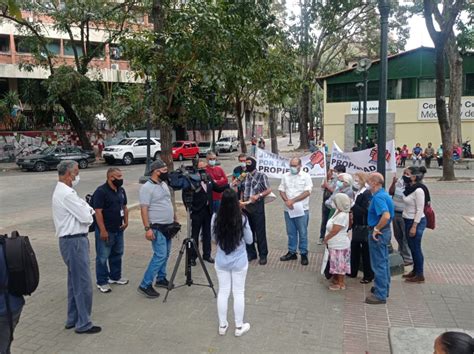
[211,189,253,337]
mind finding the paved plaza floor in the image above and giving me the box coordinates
[1,159,473,353]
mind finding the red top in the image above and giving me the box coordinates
[206,165,228,201]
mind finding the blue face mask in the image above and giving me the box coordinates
[336,181,344,189]
[209,160,216,166]
[290,167,299,175]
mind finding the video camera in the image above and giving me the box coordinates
[168,163,207,208]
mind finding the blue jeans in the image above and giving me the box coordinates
[59,235,93,332]
[95,229,124,285]
[140,230,171,288]
[404,217,426,276]
[212,200,221,214]
[368,226,391,301]
[284,210,309,255]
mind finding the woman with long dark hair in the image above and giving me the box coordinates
[434,331,474,354]
[212,189,253,337]
[402,166,429,283]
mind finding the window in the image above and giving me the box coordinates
[64,41,83,57]
[0,79,9,97]
[89,42,104,59]
[465,74,474,96]
[387,79,401,100]
[401,78,417,99]
[15,37,35,54]
[418,79,436,98]
[46,40,60,55]
[0,36,10,52]
[367,81,380,101]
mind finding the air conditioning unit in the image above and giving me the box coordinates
[110,64,119,70]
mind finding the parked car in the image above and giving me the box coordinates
[16,145,95,172]
[217,136,239,152]
[102,137,161,165]
[198,141,219,157]
[172,141,200,161]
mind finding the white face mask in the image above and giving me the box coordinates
[353,181,361,190]
[72,174,80,187]
[239,162,246,168]
[365,182,370,190]
[209,160,216,167]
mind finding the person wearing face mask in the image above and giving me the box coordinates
[348,172,374,283]
[365,172,394,305]
[91,168,129,294]
[278,158,313,265]
[206,151,228,213]
[402,166,429,284]
[232,153,248,199]
[388,169,413,266]
[188,159,229,266]
[319,164,346,245]
[52,160,101,334]
[137,159,177,299]
[241,157,272,265]
[324,172,354,211]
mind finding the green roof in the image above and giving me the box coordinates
[319,47,474,85]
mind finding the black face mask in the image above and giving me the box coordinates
[246,158,257,173]
[159,172,169,182]
[402,175,411,184]
[112,179,123,188]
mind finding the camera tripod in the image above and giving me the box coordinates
[163,209,217,302]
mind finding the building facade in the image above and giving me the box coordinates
[318,47,474,151]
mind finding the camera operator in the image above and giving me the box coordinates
[189,159,229,266]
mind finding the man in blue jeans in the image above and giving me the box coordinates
[0,242,25,354]
[278,157,313,265]
[93,168,129,293]
[366,172,394,305]
[137,160,177,299]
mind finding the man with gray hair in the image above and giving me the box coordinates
[52,160,101,334]
[278,157,313,265]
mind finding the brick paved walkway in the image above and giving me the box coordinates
[4,173,474,353]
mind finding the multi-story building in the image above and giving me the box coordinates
[318,47,474,151]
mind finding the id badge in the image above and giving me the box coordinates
[120,209,125,217]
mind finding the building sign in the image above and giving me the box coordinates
[350,101,380,114]
[418,97,474,120]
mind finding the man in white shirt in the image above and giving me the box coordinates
[52,160,101,334]
[278,158,313,265]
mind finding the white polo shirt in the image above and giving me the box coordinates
[278,170,313,211]
[52,181,94,237]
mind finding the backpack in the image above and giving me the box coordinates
[0,231,39,297]
[85,193,97,233]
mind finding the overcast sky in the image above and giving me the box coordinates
[285,1,435,51]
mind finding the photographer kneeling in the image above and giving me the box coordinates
[189,159,229,266]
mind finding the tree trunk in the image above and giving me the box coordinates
[434,45,455,180]
[446,36,463,145]
[160,121,173,169]
[235,96,247,153]
[59,99,92,150]
[269,107,278,154]
[298,84,310,150]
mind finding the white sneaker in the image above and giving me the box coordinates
[97,284,112,293]
[235,323,250,337]
[218,324,228,336]
[108,278,129,285]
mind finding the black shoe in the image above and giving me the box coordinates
[137,285,160,298]
[78,326,102,334]
[190,258,197,266]
[259,257,267,265]
[371,286,375,294]
[155,278,169,288]
[248,255,257,262]
[65,324,75,330]
[301,254,309,266]
[280,252,297,262]
[203,256,215,264]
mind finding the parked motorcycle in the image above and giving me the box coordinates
[462,139,472,158]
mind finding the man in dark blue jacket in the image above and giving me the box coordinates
[0,242,25,354]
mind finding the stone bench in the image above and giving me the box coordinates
[389,327,474,354]
[455,158,474,169]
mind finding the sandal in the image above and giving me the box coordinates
[329,284,341,291]
[340,284,346,290]
[360,279,372,284]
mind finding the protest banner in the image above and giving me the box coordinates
[256,148,326,179]
[329,140,397,174]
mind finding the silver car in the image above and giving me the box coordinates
[198,141,219,157]
[216,137,239,152]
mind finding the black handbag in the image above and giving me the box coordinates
[352,224,369,243]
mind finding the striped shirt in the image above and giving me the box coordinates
[243,171,269,201]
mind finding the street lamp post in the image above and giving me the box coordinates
[356,58,371,149]
[377,0,390,181]
[356,83,364,147]
[287,109,294,146]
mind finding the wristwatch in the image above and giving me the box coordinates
[144,226,151,231]
[259,193,263,199]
